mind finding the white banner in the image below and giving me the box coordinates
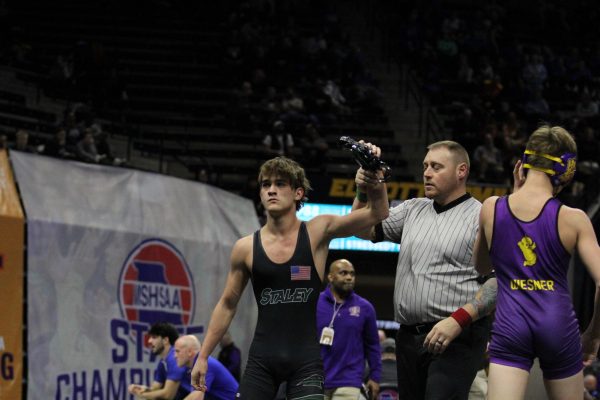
[11,152,259,400]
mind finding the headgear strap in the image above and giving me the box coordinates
[522,149,577,186]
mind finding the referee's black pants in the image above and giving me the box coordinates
[395,317,490,400]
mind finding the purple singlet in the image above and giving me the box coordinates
[488,196,582,379]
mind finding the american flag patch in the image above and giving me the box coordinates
[290,265,311,281]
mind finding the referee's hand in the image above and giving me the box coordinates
[423,317,462,354]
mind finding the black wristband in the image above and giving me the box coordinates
[356,188,368,203]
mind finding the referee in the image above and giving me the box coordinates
[353,140,497,400]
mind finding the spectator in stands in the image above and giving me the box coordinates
[251,68,268,96]
[442,11,462,35]
[45,128,75,159]
[523,89,550,118]
[11,129,37,153]
[473,133,504,183]
[282,87,304,114]
[475,56,495,83]
[63,112,81,146]
[280,87,307,126]
[197,168,210,184]
[53,54,73,81]
[76,129,103,163]
[576,92,599,119]
[500,112,526,161]
[481,74,503,102]
[437,31,459,70]
[576,127,600,175]
[521,53,548,95]
[262,120,294,157]
[457,53,474,84]
[231,81,257,129]
[569,59,593,90]
[544,47,566,79]
[0,134,7,149]
[95,130,125,166]
[298,123,328,170]
[323,80,351,115]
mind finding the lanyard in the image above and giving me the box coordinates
[328,300,344,328]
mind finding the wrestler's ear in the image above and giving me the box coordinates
[294,186,304,201]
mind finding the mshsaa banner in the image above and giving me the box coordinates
[0,149,25,400]
[10,152,259,400]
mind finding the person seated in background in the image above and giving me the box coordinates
[95,130,126,166]
[45,128,75,159]
[262,120,294,157]
[11,129,37,153]
[76,129,104,163]
[585,373,599,400]
[576,92,599,119]
[174,335,238,400]
[379,338,397,386]
[128,322,189,400]
[217,332,241,382]
[298,123,328,171]
[473,133,504,183]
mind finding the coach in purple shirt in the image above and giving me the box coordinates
[316,259,381,399]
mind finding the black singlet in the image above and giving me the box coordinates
[237,222,324,399]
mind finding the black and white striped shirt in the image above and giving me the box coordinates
[380,194,481,325]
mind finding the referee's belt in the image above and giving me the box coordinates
[400,321,440,335]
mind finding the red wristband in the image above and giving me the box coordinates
[451,307,472,328]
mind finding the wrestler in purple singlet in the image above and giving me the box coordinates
[488,196,582,379]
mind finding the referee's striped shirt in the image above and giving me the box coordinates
[379,193,482,325]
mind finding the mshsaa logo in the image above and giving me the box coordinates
[118,239,195,330]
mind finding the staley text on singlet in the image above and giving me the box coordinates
[259,288,313,305]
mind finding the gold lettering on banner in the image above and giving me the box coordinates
[327,179,509,202]
[329,178,350,197]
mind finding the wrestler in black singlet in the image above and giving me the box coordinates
[238,222,324,399]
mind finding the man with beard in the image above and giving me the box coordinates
[316,259,381,399]
[128,322,189,399]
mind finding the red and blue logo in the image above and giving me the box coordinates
[118,239,195,329]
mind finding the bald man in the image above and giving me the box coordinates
[316,259,381,399]
[173,335,238,400]
[584,374,599,399]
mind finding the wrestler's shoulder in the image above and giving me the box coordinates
[232,234,254,253]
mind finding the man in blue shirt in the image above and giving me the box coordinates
[217,332,241,382]
[316,259,381,399]
[128,322,190,399]
[174,335,238,400]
